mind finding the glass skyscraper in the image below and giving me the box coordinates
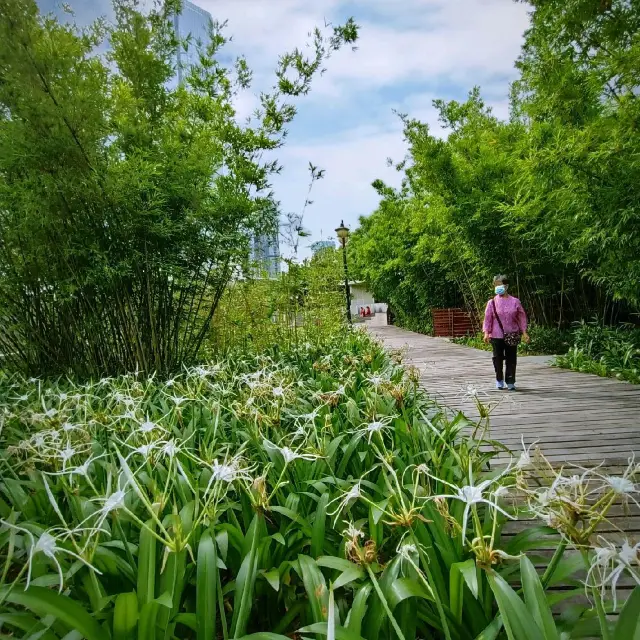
[172,1,213,85]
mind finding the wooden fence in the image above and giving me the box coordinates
[431,307,478,337]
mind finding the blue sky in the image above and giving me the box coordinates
[38,0,531,258]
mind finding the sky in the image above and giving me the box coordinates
[38,0,531,258]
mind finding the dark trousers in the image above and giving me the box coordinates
[491,338,517,384]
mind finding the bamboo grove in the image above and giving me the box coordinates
[0,0,358,377]
[349,0,640,332]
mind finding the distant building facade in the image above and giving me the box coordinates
[172,0,213,85]
[310,239,336,255]
[251,233,281,278]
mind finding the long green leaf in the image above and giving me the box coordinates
[346,584,372,636]
[614,585,640,640]
[297,554,329,624]
[138,601,160,640]
[197,531,218,640]
[311,493,329,558]
[231,514,261,638]
[486,571,544,640]
[234,635,291,640]
[137,519,157,607]
[0,586,108,640]
[297,622,365,640]
[450,558,478,624]
[113,592,138,640]
[520,555,559,640]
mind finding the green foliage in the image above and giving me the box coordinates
[555,320,640,383]
[0,331,635,639]
[351,0,640,332]
[0,0,358,377]
[208,249,345,355]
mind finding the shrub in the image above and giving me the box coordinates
[555,320,640,383]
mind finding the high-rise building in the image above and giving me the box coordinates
[172,1,213,85]
[251,233,281,278]
[171,1,280,276]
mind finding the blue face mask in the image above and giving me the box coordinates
[495,285,506,295]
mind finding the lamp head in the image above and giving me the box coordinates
[335,220,349,243]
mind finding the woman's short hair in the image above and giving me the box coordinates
[493,274,509,286]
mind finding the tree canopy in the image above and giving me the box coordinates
[0,0,358,375]
[351,0,640,329]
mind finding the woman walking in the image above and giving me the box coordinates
[483,275,529,390]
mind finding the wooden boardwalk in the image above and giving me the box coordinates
[369,325,640,466]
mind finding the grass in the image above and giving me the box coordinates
[0,330,638,639]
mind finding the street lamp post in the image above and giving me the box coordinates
[335,220,352,325]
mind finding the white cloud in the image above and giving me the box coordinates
[195,0,531,258]
[41,0,531,259]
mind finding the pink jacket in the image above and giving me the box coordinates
[483,295,528,338]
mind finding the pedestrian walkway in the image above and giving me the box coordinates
[368,325,640,467]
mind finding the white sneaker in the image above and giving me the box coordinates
[507,383,516,391]
[496,381,506,390]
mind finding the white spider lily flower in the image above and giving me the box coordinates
[516,435,538,470]
[209,458,253,484]
[296,409,319,423]
[585,537,640,610]
[170,396,187,406]
[460,384,489,402]
[272,385,285,398]
[397,542,418,560]
[367,375,386,388]
[493,484,510,499]
[138,418,160,434]
[426,462,516,543]
[582,455,640,509]
[328,482,362,520]
[359,417,393,444]
[132,443,157,458]
[165,378,176,387]
[264,440,320,464]
[101,489,127,514]
[58,441,76,469]
[160,439,180,459]
[58,393,68,402]
[342,522,365,540]
[0,521,101,592]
